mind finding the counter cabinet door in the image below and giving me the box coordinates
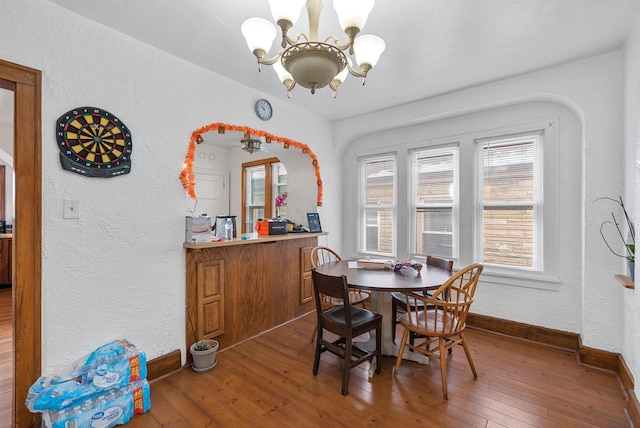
[196,259,225,340]
[300,245,314,304]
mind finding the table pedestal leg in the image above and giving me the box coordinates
[355,290,429,377]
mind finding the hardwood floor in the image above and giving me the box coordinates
[0,287,12,428]
[127,313,628,428]
[0,290,628,427]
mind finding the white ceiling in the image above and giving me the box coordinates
[11,1,640,123]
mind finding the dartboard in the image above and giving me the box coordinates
[56,107,132,177]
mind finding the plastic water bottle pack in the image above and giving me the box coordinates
[26,338,151,427]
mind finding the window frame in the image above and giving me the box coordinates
[241,157,282,233]
[409,144,459,260]
[358,153,397,257]
[474,131,544,273]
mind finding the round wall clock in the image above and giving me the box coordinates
[56,106,132,178]
[254,99,272,121]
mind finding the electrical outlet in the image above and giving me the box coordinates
[63,199,80,219]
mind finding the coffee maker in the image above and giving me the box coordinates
[213,216,237,239]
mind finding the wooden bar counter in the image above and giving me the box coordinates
[184,232,325,354]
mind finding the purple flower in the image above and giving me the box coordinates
[276,192,288,207]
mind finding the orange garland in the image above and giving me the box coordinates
[179,123,323,206]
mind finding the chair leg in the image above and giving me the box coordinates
[375,325,382,374]
[310,324,318,343]
[438,337,448,401]
[312,329,322,376]
[393,328,410,374]
[342,338,352,395]
[459,332,478,378]
[391,299,398,344]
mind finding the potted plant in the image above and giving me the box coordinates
[187,308,219,372]
[597,196,635,281]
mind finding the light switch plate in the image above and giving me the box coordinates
[63,199,80,219]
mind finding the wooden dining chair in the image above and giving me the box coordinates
[393,263,483,401]
[311,269,382,395]
[309,246,370,342]
[390,255,454,345]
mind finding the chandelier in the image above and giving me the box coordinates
[241,132,262,154]
[241,0,385,98]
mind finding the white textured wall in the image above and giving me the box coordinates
[335,52,625,352]
[0,0,634,381]
[624,14,640,397]
[1,0,339,374]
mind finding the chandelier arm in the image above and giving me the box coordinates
[347,62,373,85]
[329,80,340,99]
[346,61,365,78]
[284,79,296,98]
[286,32,308,45]
[276,19,294,49]
[259,51,284,66]
[323,35,353,52]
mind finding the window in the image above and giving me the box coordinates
[410,146,458,259]
[476,132,543,270]
[272,162,288,218]
[347,112,559,289]
[242,157,285,232]
[359,154,396,256]
[244,165,265,232]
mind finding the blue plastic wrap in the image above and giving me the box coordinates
[41,379,151,428]
[26,339,147,412]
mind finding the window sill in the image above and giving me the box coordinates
[614,274,635,289]
[474,270,561,291]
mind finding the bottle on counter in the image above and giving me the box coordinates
[224,217,233,241]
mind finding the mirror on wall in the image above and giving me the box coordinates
[182,124,321,232]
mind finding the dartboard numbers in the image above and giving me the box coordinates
[56,107,133,177]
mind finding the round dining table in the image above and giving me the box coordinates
[313,260,452,292]
[314,260,453,372]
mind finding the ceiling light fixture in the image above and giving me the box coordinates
[241,0,385,98]
[241,132,262,154]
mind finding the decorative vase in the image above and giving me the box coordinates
[628,260,635,282]
[190,339,219,373]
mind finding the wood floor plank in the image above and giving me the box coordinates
[126,388,194,427]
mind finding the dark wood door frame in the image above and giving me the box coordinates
[0,59,42,427]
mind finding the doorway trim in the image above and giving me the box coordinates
[0,59,42,427]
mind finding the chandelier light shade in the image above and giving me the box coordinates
[333,0,375,33]
[240,17,277,58]
[241,0,385,98]
[353,34,385,68]
[268,0,305,26]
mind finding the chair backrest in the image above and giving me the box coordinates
[310,246,342,269]
[311,269,352,324]
[452,262,483,300]
[404,263,483,336]
[431,263,483,303]
[426,255,454,273]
